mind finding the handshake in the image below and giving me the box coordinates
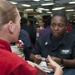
[30,55,63,75]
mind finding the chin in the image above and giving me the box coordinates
[53,35,59,38]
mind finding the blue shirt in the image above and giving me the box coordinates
[19,29,31,47]
[32,32,75,59]
[18,29,32,60]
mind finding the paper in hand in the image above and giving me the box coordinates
[34,63,47,75]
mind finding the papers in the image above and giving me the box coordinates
[34,63,47,75]
[39,61,52,73]
[11,46,21,54]
[27,61,47,75]
[11,46,25,59]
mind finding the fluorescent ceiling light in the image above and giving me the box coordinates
[52,7,65,10]
[47,12,52,13]
[33,0,40,1]
[26,9,34,11]
[37,8,49,11]
[41,3,54,6]
[9,1,17,4]
[44,0,51,1]
[22,4,31,7]
[42,9,49,11]
[66,9,74,11]
[69,1,75,4]
[36,8,42,13]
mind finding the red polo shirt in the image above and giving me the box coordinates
[0,39,37,75]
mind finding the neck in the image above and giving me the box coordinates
[52,34,64,40]
[0,32,10,44]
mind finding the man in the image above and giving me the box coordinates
[0,0,46,75]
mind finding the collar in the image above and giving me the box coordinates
[0,39,11,52]
[44,32,68,46]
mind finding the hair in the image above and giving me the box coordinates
[52,11,68,25]
[38,19,45,23]
[0,0,18,25]
[21,17,27,24]
[44,16,51,28]
[27,19,33,25]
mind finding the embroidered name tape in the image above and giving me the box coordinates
[60,49,71,54]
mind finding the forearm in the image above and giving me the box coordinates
[30,53,35,61]
[54,66,63,75]
[63,59,75,67]
[52,57,75,67]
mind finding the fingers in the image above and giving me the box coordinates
[35,55,42,59]
[27,61,35,67]
[34,54,42,64]
[34,63,47,75]
[47,55,52,62]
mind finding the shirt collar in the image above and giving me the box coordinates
[44,32,68,46]
[0,39,12,52]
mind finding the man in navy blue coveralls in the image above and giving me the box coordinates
[30,11,75,75]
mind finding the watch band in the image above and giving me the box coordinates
[61,59,64,65]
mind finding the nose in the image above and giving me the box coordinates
[54,26,58,30]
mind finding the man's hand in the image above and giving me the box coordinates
[27,61,47,75]
[46,55,63,75]
[51,56,61,64]
[34,54,42,64]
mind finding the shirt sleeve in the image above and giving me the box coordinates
[19,29,31,47]
[10,63,38,75]
[31,39,41,55]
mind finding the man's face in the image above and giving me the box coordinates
[50,16,67,38]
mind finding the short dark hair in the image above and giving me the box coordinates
[52,11,68,25]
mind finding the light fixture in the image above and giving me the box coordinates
[33,0,40,1]
[46,12,52,13]
[41,3,54,6]
[52,7,65,10]
[37,8,49,11]
[9,1,17,4]
[26,9,34,11]
[44,0,51,1]
[22,4,31,7]
[69,1,75,4]
[42,9,49,11]
[36,8,42,13]
[66,9,74,11]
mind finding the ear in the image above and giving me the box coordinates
[8,21,15,34]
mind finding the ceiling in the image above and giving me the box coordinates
[8,0,75,17]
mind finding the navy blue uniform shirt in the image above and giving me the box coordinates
[32,32,75,59]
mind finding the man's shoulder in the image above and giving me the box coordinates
[20,29,29,35]
[0,49,37,75]
[0,49,26,65]
[67,32,75,41]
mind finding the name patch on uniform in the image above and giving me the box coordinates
[60,49,71,54]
